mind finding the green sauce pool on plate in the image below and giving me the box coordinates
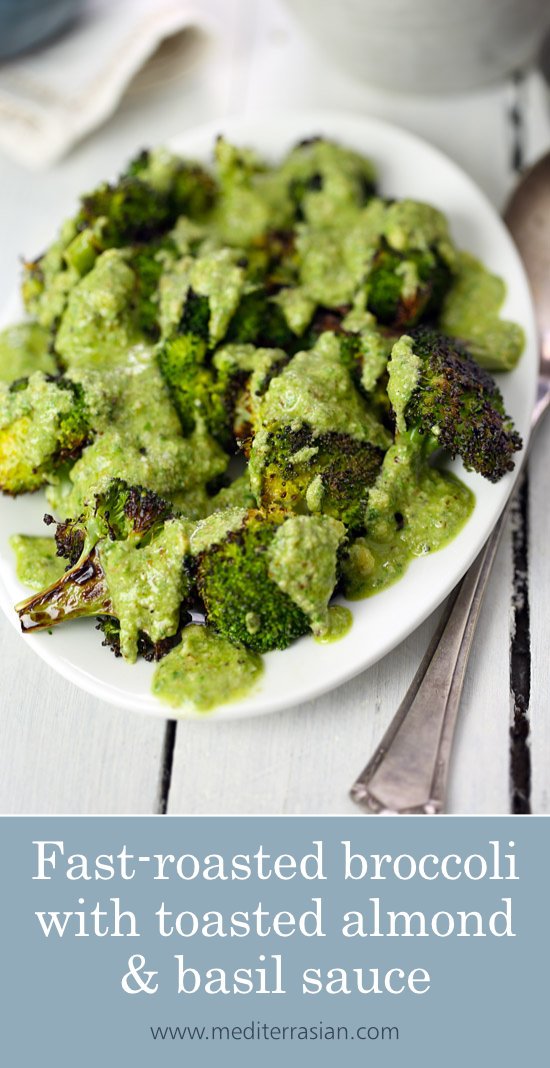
[152,624,263,712]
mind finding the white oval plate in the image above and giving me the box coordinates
[0,111,538,720]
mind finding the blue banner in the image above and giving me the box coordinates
[1,816,547,1065]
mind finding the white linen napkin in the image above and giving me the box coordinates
[0,0,220,169]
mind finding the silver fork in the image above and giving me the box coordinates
[351,151,550,815]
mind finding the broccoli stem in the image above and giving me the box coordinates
[16,550,112,632]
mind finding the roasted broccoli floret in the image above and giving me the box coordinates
[197,508,346,650]
[17,479,191,661]
[170,163,218,220]
[244,228,298,288]
[52,478,173,565]
[128,236,177,338]
[23,149,218,326]
[53,249,145,370]
[158,245,247,343]
[299,313,392,404]
[126,148,218,219]
[77,177,170,247]
[225,289,297,350]
[287,170,324,215]
[246,335,392,499]
[212,138,295,246]
[159,288,209,373]
[77,155,216,249]
[17,547,112,631]
[24,178,171,320]
[358,198,457,329]
[209,343,290,451]
[157,332,231,445]
[367,245,452,328]
[388,327,522,482]
[95,608,188,662]
[157,270,258,447]
[0,373,90,495]
[157,291,232,445]
[257,424,384,530]
[197,510,310,652]
[281,137,377,223]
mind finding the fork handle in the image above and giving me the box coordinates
[350,516,505,814]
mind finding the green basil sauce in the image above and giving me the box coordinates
[0,323,57,384]
[10,535,66,590]
[386,336,421,433]
[0,372,76,485]
[267,515,346,637]
[45,355,227,518]
[55,250,143,370]
[99,518,191,663]
[440,251,524,371]
[152,624,263,711]
[314,604,353,644]
[344,465,474,598]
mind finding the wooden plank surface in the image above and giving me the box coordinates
[167,607,445,815]
[519,66,550,815]
[447,521,514,815]
[0,617,168,813]
[528,417,550,815]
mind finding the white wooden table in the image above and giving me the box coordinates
[1,0,549,815]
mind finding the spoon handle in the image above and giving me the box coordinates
[350,382,550,815]
[350,516,505,813]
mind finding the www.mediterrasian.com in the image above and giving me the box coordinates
[149,1020,399,1043]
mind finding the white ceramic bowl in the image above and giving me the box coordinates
[281,0,550,92]
[0,111,538,719]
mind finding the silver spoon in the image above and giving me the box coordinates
[350,151,550,814]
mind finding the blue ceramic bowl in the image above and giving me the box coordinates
[0,0,86,61]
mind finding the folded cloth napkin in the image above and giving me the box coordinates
[0,0,219,168]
